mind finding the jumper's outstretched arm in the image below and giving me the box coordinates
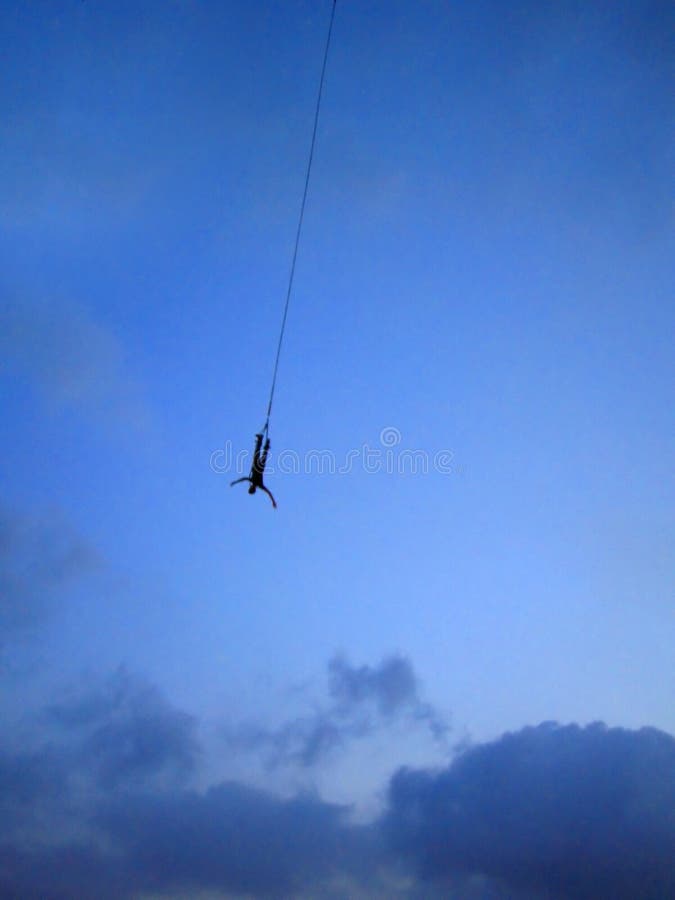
[230,477,251,487]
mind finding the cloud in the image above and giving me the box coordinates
[385,721,675,900]
[0,297,147,427]
[1,666,674,899]
[0,843,125,900]
[0,744,67,842]
[0,667,379,899]
[329,655,448,739]
[0,506,98,640]
[97,783,378,899]
[0,783,379,900]
[0,668,197,857]
[227,654,449,768]
[47,667,199,789]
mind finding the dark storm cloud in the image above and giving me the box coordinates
[0,671,203,898]
[0,669,197,855]
[0,715,378,898]
[0,506,97,638]
[97,782,378,899]
[0,675,674,900]
[47,667,199,788]
[386,721,675,900]
[228,654,449,767]
[0,745,67,840]
[0,785,378,900]
[0,843,125,900]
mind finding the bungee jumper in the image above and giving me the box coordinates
[230,432,277,509]
[230,0,337,511]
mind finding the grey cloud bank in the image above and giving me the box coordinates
[387,721,675,899]
[1,670,673,899]
[0,511,671,897]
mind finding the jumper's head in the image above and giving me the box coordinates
[248,484,256,495]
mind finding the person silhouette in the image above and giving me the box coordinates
[230,433,277,508]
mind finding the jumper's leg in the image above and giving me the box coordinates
[260,486,277,509]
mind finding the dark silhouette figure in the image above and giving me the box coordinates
[230,433,277,508]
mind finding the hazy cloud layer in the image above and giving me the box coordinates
[1,666,673,898]
[0,298,146,426]
[0,506,98,640]
[227,654,449,768]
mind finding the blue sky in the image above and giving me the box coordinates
[1,1,674,897]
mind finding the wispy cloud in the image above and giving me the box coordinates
[0,297,147,428]
[0,506,98,641]
[226,654,449,768]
